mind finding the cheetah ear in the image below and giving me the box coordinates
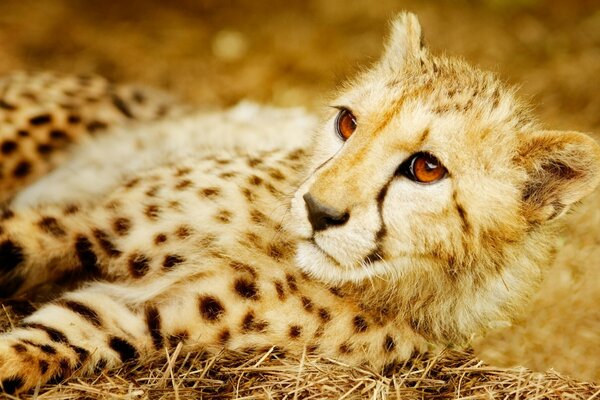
[380,12,425,70]
[519,130,600,223]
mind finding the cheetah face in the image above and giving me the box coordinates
[288,14,600,293]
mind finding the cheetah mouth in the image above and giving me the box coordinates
[307,238,380,269]
[308,238,343,267]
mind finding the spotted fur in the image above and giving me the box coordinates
[0,13,599,395]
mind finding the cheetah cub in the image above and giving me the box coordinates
[0,13,599,395]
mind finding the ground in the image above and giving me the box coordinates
[0,0,598,397]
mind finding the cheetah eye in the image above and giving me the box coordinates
[335,108,357,141]
[398,152,447,184]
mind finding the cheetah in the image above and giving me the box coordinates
[0,13,599,395]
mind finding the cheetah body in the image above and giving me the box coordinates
[0,14,599,395]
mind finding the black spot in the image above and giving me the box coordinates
[154,233,167,245]
[198,295,225,322]
[3,299,36,316]
[29,113,52,125]
[353,315,369,333]
[167,331,189,347]
[0,239,24,272]
[11,343,27,353]
[40,344,57,355]
[1,376,24,395]
[248,175,262,186]
[0,100,16,110]
[21,323,68,343]
[218,329,231,345]
[128,253,150,278]
[318,308,331,323]
[329,287,344,298]
[144,204,160,220]
[384,335,396,352]
[37,143,53,155]
[234,278,260,300]
[112,217,131,236]
[145,306,163,350]
[285,274,298,292]
[17,129,29,137]
[49,129,69,141]
[175,179,193,190]
[92,229,121,257]
[60,299,102,327]
[339,342,352,354]
[288,325,302,339]
[0,140,17,155]
[200,187,221,198]
[13,161,32,177]
[274,280,285,301]
[38,217,66,237]
[1,209,14,220]
[71,345,89,364]
[75,235,100,275]
[86,120,108,133]
[301,296,313,312]
[241,311,269,333]
[39,360,49,374]
[111,94,134,118]
[108,337,138,362]
[307,344,319,353]
[67,114,81,124]
[163,254,185,269]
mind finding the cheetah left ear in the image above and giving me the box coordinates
[380,12,426,71]
[519,130,600,223]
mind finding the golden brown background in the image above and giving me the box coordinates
[0,0,598,381]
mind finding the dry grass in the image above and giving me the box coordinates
[6,347,598,399]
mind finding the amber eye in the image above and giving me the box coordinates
[335,108,357,141]
[400,152,447,184]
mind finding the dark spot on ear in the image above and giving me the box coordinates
[112,217,132,236]
[288,325,302,339]
[128,253,150,277]
[92,229,122,257]
[108,336,138,362]
[234,278,260,300]
[75,235,100,274]
[198,295,225,322]
[301,296,313,312]
[38,217,67,237]
[285,274,298,292]
[273,280,285,301]
[353,315,369,333]
[0,140,17,155]
[13,160,32,177]
[145,306,163,350]
[0,239,25,272]
[59,299,102,327]
[1,376,24,395]
[29,113,52,125]
[318,308,331,323]
[163,254,185,269]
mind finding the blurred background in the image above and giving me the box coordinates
[0,0,598,382]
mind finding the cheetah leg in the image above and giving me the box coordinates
[0,203,120,298]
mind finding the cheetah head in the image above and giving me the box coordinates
[288,13,600,342]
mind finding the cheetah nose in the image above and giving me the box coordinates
[303,192,349,232]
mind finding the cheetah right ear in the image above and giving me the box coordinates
[519,130,600,223]
[380,12,426,71]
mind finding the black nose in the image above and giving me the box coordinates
[303,193,349,231]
